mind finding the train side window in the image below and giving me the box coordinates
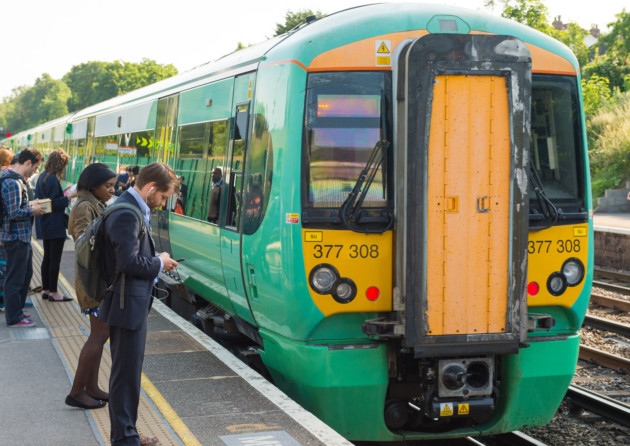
[174,120,227,221]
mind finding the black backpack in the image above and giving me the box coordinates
[74,202,145,301]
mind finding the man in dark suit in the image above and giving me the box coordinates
[99,162,179,445]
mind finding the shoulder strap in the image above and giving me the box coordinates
[102,203,146,238]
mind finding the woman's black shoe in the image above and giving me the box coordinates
[65,395,106,409]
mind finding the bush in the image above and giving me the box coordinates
[587,92,630,199]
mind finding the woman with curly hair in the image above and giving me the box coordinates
[34,148,78,302]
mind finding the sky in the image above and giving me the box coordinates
[1,0,625,100]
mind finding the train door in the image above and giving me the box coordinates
[221,73,257,327]
[395,34,531,356]
[152,94,179,254]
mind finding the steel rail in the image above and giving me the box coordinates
[589,292,630,313]
[583,314,630,338]
[579,344,630,374]
[565,384,630,428]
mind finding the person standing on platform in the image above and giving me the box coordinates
[0,146,14,312]
[99,162,178,445]
[65,163,117,410]
[34,148,77,302]
[1,148,46,327]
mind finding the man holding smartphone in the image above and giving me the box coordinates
[98,163,179,445]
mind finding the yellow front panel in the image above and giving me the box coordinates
[527,224,590,307]
[303,230,393,316]
[426,75,510,336]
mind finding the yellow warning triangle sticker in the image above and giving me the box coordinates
[377,42,390,54]
[458,403,470,415]
[440,403,453,416]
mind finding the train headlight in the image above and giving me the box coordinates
[332,278,357,304]
[309,264,339,294]
[547,272,567,296]
[562,258,584,286]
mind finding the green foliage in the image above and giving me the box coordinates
[582,75,611,119]
[0,60,177,134]
[64,59,177,112]
[4,74,71,132]
[587,92,630,199]
[274,9,323,36]
[499,0,553,33]
[598,9,630,64]
[582,59,630,94]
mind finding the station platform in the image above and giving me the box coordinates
[0,240,353,446]
[593,211,630,235]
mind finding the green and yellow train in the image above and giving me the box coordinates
[4,3,592,442]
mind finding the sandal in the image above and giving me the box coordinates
[30,285,43,293]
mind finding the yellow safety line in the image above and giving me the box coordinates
[141,374,202,446]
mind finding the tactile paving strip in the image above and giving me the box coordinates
[31,244,183,445]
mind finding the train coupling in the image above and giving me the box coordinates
[527,313,556,331]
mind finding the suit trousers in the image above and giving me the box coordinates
[108,316,148,445]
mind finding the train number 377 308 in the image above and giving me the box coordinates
[528,239,581,254]
[312,244,380,259]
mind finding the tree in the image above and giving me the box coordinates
[585,9,630,93]
[493,0,553,33]
[274,9,324,36]
[5,74,70,132]
[598,9,630,65]
[63,59,177,112]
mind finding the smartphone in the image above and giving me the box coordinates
[173,258,185,262]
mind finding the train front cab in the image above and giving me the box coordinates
[379,34,588,439]
[294,30,590,441]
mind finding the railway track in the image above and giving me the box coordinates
[590,291,630,312]
[583,313,630,337]
[594,267,630,284]
[565,384,630,428]
[592,280,630,297]
[579,344,630,374]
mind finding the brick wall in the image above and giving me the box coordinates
[594,231,630,271]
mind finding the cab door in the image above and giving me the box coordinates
[395,34,531,357]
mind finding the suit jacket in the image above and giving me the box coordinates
[98,191,161,330]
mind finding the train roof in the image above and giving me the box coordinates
[51,3,579,124]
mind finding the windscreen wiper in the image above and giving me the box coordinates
[340,140,393,233]
[527,162,559,228]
